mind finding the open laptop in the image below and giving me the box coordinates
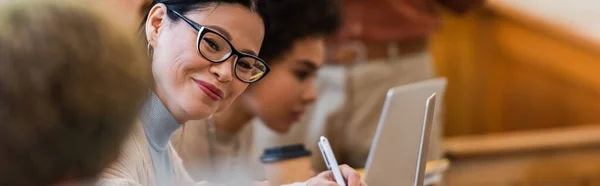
[363,78,447,186]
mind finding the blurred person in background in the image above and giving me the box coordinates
[100,0,364,185]
[316,0,486,171]
[255,0,485,171]
[0,0,150,185]
[171,0,341,184]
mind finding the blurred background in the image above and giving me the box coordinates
[433,0,600,185]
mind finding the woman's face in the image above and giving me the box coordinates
[146,4,264,122]
[242,37,325,133]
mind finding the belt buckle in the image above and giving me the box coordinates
[387,42,399,62]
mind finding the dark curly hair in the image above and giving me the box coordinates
[0,1,150,185]
[258,0,341,61]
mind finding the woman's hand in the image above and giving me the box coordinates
[306,165,367,186]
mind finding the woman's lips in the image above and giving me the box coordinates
[193,79,223,101]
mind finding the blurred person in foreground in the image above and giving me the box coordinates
[99,0,152,31]
[255,0,486,171]
[0,0,150,185]
[171,0,341,184]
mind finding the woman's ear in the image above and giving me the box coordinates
[145,3,167,48]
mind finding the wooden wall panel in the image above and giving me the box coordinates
[431,4,600,136]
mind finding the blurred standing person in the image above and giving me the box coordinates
[318,0,486,170]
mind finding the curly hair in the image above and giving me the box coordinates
[258,0,341,61]
[0,1,151,185]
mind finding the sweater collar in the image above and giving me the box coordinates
[140,92,182,152]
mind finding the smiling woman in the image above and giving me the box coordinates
[145,1,267,122]
[98,0,269,185]
[171,0,343,184]
[99,0,364,185]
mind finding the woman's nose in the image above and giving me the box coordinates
[303,82,318,104]
[209,57,235,83]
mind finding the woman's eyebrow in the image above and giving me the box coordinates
[296,60,318,71]
[205,25,232,40]
[240,49,258,56]
[205,25,258,56]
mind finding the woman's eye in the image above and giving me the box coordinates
[295,70,310,81]
[203,38,221,51]
[238,60,252,70]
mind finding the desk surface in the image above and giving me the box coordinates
[357,159,449,185]
[489,0,600,46]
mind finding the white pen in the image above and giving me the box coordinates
[318,136,346,186]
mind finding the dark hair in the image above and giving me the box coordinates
[258,0,341,61]
[0,1,150,185]
[142,0,267,32]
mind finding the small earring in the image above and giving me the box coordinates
[147,43,154,58]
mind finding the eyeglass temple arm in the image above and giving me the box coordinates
[168,9,203,31]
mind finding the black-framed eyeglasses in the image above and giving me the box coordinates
[168,9,270,83]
